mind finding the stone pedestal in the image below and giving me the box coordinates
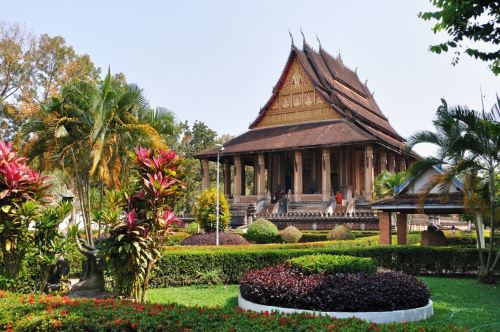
[420,230,447,246]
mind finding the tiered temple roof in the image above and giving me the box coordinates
[197,40,411,158]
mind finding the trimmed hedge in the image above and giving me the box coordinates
[247,219,279,243]
[299,230,378,243]
[288,254,377,274]
[327,225,355,240]
[279,226,302,243]
[0,291,460,331]
[150,245,499,287]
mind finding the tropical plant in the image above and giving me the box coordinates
[185,222,200,235]
[106,147,184,302]
[0,140,50,278]
[194,188,230,233]
[29,201,73,292]
[22,73,164,245]
[374,170,409,199]
[408,98,500,283]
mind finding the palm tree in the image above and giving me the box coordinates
[374,170,409,199]
[407,98,500,283]
[22,72,164,245]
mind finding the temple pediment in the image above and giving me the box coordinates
[254,58,341,128]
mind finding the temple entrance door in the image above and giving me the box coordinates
[285,175,292,195]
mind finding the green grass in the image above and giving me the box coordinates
[147,284,239,308]
[147,277,500,331]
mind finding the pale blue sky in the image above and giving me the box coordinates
[3,0,498,156]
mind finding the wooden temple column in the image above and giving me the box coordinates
[363,145,374,201]
[321,147,331,201]
[378,212,392,245]
[398,158,407,172]
[223,160,231,196]
[201,159,209,191]
[379,151,388,172]
[396,213,408,245]
[293,150,303,201]
[257,153,266,197]
[388,154,396,173]
[233,156,242,202]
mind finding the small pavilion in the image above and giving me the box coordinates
[372,165,465,245]
[196,38,416,211]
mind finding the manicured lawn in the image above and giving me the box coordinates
[147,284,239,308]
[147,277,500,331]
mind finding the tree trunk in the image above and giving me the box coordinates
[140,259,156,304]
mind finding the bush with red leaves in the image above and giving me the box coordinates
[181,233,250,246]
[240,264,431,312]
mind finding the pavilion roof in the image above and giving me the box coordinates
[370,192,465,214]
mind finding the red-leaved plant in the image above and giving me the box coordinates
[0,140,51,278]
[104,147,184,302]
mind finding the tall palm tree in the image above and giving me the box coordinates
[407,98,500,283]
[22,72,164,244]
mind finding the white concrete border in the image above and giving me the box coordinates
[238,294,433,324]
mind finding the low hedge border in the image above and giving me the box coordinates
[150,246,499,287]
[0,292,460,331]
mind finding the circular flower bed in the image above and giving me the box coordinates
[181,232,250,246]
[240,256,431,313]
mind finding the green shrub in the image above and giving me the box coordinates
[280,226,302,243]
[327,225,355,240]
[246,219,279,243]
[195,188,231,233]
[150,244,499,287]
[288,254,377,274]
[185,222,200,235]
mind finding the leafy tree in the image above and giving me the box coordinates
[22,73,163,245]
[419,0,500,75]
[0,21,100,141]
[175,120,218,213]
[408,98,500,283]
[194,188,231,233]
[374,170,409,199]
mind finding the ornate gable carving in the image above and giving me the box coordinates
[255,58,341,128]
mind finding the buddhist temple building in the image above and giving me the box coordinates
[196,38,416,214]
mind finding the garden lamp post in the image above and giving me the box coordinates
[215,144,224,246]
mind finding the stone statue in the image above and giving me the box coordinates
[69,236,110,298]
[45,256,71,293]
